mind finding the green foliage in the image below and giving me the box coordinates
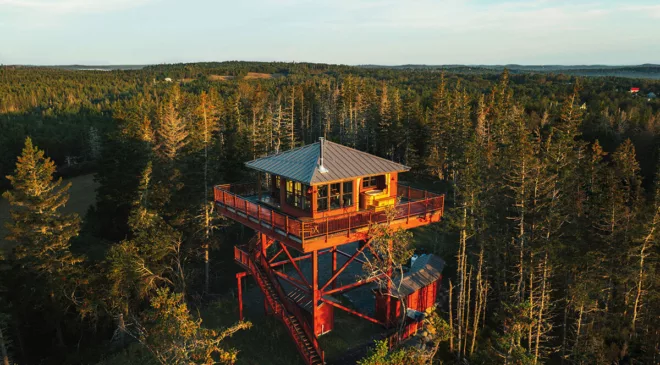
[1,62,660,364]
[358,340,426,365]
[134,288,251,365]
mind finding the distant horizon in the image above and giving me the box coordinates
[6,61,660,68]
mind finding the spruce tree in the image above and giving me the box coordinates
[3,137,82,347]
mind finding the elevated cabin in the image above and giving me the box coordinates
[219,140,446,364]
[375,254,445,326]
[247,137,406,218]
[215,138,444,252]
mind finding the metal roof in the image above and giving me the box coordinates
[382,254,445,298]
[245,139,410,185]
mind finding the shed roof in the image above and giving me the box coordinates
[382,254,445,298]
[245,139,410,185]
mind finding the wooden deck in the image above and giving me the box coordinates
[214,183,444,252]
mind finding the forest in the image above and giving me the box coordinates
[1,62,659,364]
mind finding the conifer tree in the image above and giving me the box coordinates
[3,137,83,348]
[157,101,189,161]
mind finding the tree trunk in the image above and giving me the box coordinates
[533,252,549,364]
[0,324,10,365]
[204,243,210,294]
[449,280,454,353]
[117,313,126,346]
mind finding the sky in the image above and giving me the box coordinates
[1,0,659,65]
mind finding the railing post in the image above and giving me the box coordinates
[347,214,351,237]
[408,185,411,201]
[326,217,329,242]
[407,201,411,224]
[257,205,261,222]
[285,216,289,235]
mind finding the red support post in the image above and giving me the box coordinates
[236,272,245,321]
[331,246,337,290]
[280,244,311,288]
[321,240,371,292]
[312,250,319,336]
[320,297,384,326]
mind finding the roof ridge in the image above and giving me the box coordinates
[324,139,408,169]
[248,142,318,164]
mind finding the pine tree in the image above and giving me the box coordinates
[157,101,189,161]
[3,137,83,348]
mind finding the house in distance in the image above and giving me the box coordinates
[214,137,445,365]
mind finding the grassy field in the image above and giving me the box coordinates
[0,173,98,251]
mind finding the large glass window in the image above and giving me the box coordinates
[343,181,354,207]
[286,180,311,212]
[330,183,341,210]
[317,185,328,212]
[316,180,354,212]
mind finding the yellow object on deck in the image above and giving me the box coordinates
[360,190,395,211]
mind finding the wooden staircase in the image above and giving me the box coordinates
[238,236,324,365]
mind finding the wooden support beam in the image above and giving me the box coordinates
[320,240,371,292]
[312,250,320,335]
[331,246,337,290]
[320,298,384,326]
[270,248,332,268]
[323,273,385,296]
[279,244,311,288]
[337,249,367,265]
[236,272,247,321]
[273,270,311,293]
[268,247,285,264]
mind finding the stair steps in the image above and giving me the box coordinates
[242,236,324,365]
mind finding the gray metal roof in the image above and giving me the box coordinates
[245,139,410,185]
[382,254,445,298]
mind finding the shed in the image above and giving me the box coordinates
[374,254,445,325]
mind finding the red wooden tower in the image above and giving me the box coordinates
[214,138,445,365]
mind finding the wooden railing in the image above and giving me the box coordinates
[234,241,324,364]
[215,183,444,245]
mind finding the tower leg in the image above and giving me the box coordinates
[331,246,337,290]
[312,249,319,335]
[236,272,245,321]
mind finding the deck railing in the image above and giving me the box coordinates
[215,182,444,245]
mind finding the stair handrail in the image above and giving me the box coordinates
[243,236,323,363]
[255,252,323,360]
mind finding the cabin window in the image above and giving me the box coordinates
[286,180,311,212]
[316,180,354,212]
[362,175,379,188]
[343,181,354,207]
[317,185,328,212]
[330,183,341,210]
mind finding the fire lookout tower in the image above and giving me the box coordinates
[214,138,445,364]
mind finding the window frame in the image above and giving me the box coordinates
[285,180,311,212]
[316,180,354,212]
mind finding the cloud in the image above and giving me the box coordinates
[0,0,152,14]
[620,4,660,18]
